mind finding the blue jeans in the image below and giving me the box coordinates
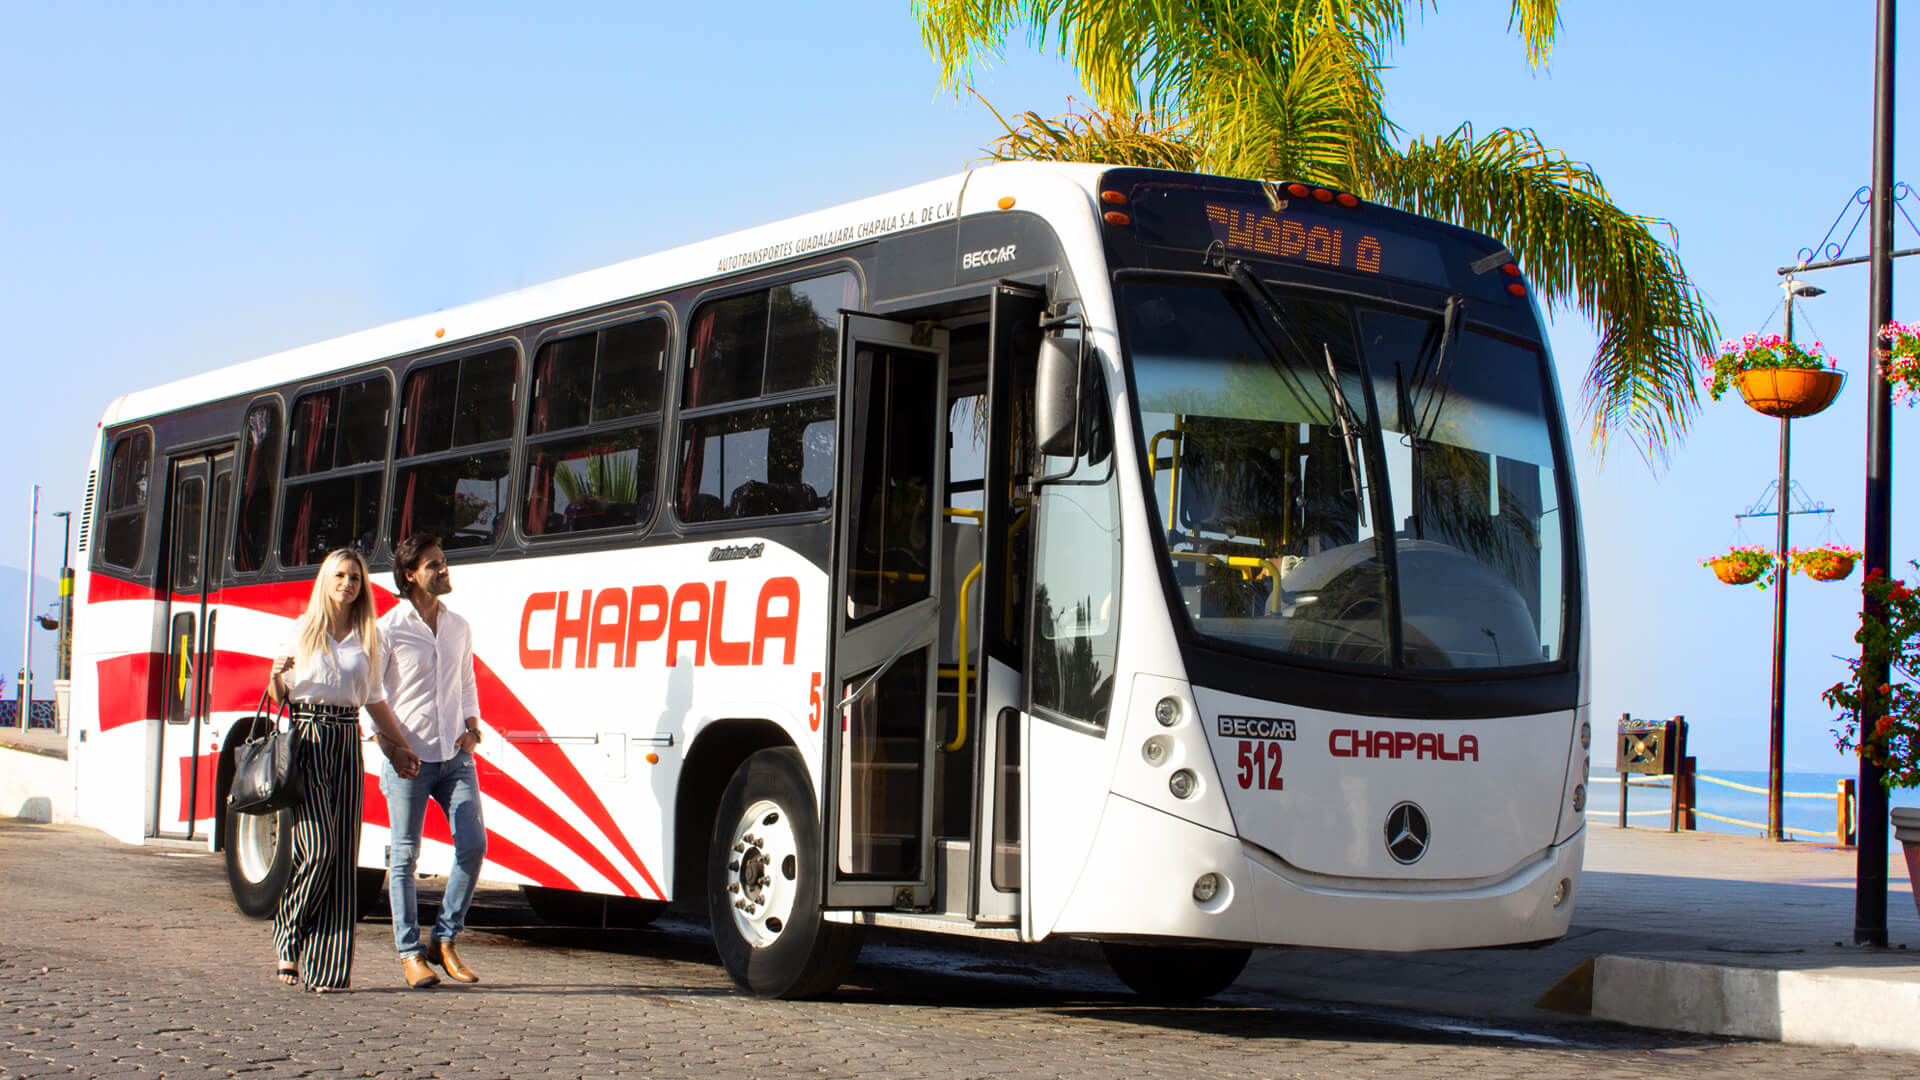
[380,752,486,958]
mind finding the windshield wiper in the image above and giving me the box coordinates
[1411,295,1466,443]
[1323,344,1370,526]
[1214,257,1372,524]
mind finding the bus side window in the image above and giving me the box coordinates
[675,271,855,523]
[390,348,516,552]
[280,374,392,566]
[1028,361,1120,729]
[232,401,280,573]
[98,429,151,570]
[524,318,665,538]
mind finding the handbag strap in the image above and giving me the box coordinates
[248,688,289,740]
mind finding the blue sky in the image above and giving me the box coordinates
[2,2,1915,773]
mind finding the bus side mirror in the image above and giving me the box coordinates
[1035,334,1082,458]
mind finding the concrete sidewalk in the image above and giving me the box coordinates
[1231,822,1920,1052]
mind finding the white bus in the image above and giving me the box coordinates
[69,163,1590,1000]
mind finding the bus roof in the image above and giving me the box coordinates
[104,162,1116,426]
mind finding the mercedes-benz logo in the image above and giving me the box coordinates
[1384,801,1430,864]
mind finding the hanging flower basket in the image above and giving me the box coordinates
[1702,545,1774,587]
[1882,321,1920,406]
[1736,367,1846,418]
[1790,544,1861,582]
[1700,334,1844,419]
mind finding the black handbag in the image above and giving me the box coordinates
[230,690,302,815]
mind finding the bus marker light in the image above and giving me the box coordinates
[1336,192,1360,208]
[645,752,659,765]
[1170,769,1196,799]
[1101,190,1127,205]
[1579,721,1591,749]
[1312,188,1333,202]
[1506,282,1527,297]
[1553,878,1571,907]
[1286,183,1310,197]
[1501,263,1522,276]
[1103,211,1132,226]
[1154,697,1182,726]
[997,196,1016,210]
[1572,784,1585,812]
[1192,873,1220,902]
[435,328,446,338]
[1142,735,1171,766]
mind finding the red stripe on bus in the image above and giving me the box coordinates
[177,753,219,823]
[88,573,154,605]
[360,773,578,891]
[472,755,644,898]
[96,652,163,730]
[472,657,664,899]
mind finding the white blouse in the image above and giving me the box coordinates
[280,629,386,709]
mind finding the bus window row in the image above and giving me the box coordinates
[96,271,858,574]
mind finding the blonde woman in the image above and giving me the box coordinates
[267,548,420,993]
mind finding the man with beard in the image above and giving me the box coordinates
[378,532,488,989]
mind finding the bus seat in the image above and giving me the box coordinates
[682,493,724,522]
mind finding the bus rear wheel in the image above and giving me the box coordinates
[224,800,293,919]
[1101,942,1251,1002]
[706,747,862,998]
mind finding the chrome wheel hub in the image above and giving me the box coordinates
[725,799,799,948]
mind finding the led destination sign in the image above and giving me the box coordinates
[1125,184,1464,291]
[1198,201,1448,287]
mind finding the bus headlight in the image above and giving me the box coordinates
[1154,697,1183,726]
[1572,784,1586,812]
[1169,769,1197,799]
[1192,873,1221,902]
[1141,735,1172,766]
[1579,721,1591,749]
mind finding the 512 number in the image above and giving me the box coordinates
[1236,740,1284,791]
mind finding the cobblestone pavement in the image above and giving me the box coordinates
[2,819,1914,1079]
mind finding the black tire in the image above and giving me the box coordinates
[355,867,388,920]
[707,747,862,998]
[522,885,668,928]
[224,800,293,919]
[1101,942,1252,1002]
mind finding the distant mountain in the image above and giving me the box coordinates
[0,566,67,697]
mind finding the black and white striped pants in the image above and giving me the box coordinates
[272,714,364,990]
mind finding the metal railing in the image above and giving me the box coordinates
[1607,772,1857,844]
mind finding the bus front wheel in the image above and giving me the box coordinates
[1101,942,1251,1002]
[224,800,293,919]
[706,747,862,998]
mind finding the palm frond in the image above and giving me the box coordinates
[1368,125,1717,459]
[980,98,1204,170]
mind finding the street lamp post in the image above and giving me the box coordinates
[52,511,71,682]
[1767,281,1826,841]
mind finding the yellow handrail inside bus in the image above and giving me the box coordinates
[947,559,984,753]
[1148,425,1184,531]
[943,507,983,520]
[1168,550,1269,581]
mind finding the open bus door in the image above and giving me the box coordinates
[153,447,235,840]
[823,314,948,911]
[1018,326,1127,941]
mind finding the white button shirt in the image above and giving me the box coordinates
[378,601,481,763]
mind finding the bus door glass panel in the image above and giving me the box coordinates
[156,455,216,839]
[825,314,947,908]
[972,283,1046,917]
[1021,351,1123,937]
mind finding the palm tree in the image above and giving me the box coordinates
[915,0,1715,459]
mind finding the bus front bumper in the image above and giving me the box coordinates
[1048,794,1584,951]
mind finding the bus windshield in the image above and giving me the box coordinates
[1122,277,1568,671]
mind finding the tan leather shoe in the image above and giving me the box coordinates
[401,954,440,989]
[426,939,479,983]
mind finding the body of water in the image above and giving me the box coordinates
[1587,768,1920,846]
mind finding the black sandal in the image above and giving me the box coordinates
[276,963,299,986]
